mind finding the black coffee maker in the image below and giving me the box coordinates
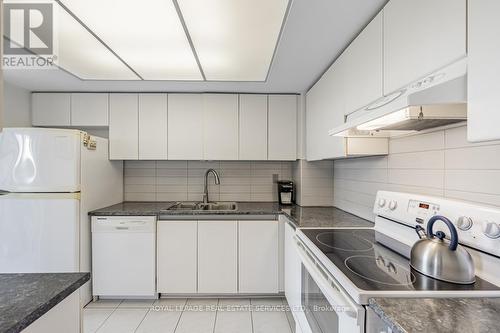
[277,180,295,205]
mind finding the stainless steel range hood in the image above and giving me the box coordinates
[329,59,467,138]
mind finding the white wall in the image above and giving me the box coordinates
[2,81,31,127]
[124,160,293,202]
[292,160,334,206]
[333,125,500,221]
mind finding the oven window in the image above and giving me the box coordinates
[301,264,339,333]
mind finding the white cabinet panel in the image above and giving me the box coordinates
[239,94,268,160]
[109,93,138,160]
[139,94,168,159]
[238,220,278,293]
[198,220,237,293]
[468,0,500,142]
[268,95,297,161]
[306,58,347,161]
[384,0,466,93]
[343,12,383,113]
[167,94,203,160]
[71,93,109,127]
[23,290,80,333]
[203,94,238,160]
[157,221,197,294]
[32,93,71,126]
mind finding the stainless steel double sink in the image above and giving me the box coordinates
[167,201,238,212]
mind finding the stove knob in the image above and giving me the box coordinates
[457,216,473,231]
[483,222,500,239]
[388,200,398,211]
[378,198,386,208]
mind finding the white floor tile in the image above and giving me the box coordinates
[96,309,148,333]
[85,299,122,309]
[250,297,285,307]
[214,310,252,333]
[184,298,218,312]
[118,299,155,308]
[218,298,250,306]
[134,308,182,333]
[218,298,251,312]
[175,310,217,333]
[252,310,292,333]
[152,298,187,312]
[83,308,114,333]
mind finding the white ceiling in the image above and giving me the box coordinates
[3,0,387,93]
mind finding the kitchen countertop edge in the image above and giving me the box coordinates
[1,273,90,333]
[368,297,500,333]
[88,202,374,229]
[368,298,407,333]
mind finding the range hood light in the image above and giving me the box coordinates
[356,108,410,131]
[329,61,468,138]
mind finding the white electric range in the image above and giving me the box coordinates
[294,191,500,333]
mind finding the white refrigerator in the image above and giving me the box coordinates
[0,128,123,305]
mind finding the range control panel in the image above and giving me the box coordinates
[374,191,500,257]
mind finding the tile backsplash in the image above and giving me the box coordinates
[333,125,500,221]
[124,161,293,202]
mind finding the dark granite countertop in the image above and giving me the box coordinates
[89,201,374,229]
[369,298,500,333]
[89,201,175,216]
[0,273,90,333]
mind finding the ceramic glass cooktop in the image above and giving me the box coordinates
[300,228,500,292]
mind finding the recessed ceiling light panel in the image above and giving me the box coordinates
[177,0,289,81]
[56,4,140,80]
[60,0,203,80]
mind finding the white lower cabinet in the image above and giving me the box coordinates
[238,220,279,293]
[198,220,238,294]
[23,290,80,333]
[157,219,281,295]
[157,221,197,294]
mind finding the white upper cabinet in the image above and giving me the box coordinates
[306,57,348,160]
[343,12,383,113]
[71,93,109,127]
[203,94,239,160]
[167,94,204,160]
[268,95,297,161]
[109,93,138,160]
[138,94,167,159]
[239,94,268,160]
[32,93,71,126]
[467,0,500,142]
[383,0,466,94]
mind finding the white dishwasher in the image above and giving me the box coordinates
[91,216,157,299]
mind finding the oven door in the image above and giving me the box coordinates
[295,236,365,333]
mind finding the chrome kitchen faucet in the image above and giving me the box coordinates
[202,168,220,204]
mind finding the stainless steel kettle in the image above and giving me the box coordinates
[410,215,475,284]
